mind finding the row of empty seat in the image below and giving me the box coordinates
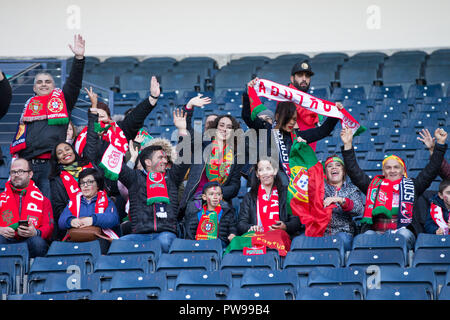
[3,233,450,300]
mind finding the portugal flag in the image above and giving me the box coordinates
[287,141,332,237]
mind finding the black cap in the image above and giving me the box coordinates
[291,60,314,76]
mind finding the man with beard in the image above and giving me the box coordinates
[288,60,320,150]
[0,158,54,257]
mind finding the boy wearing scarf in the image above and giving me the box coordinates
[0,159,53,257]
[184,181,237,248]
[425,180,450,235]
[340,127,448,249]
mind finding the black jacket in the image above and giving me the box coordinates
[242,91,339,186]
[341,142,447,235]
[0,72,11,120]
[237,186,301,236]
[19,57,85,160]
[184,200,237,245]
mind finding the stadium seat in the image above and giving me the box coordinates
[8,292,91,300]
[375,266,436,300]
[346,249,406,268]
[438,285,450,300]
[107,239,161,272]
[382,64,422,85]
[306,267,366,298]
[35,272,100,295]
[351,232,408,263]
[339,62,379,87]
[408,83,444,99]
[108,271,166,298]
[296,286,362,300]
[365,285,431,300]
[414,234,450,251]
[158,288,223,300]
[368,85,405,100]
[90,292,150,300]
[93,254,149,274]
[168,238,222,265]
[425,65,450,84]
[290,235,346,266]
[330,86,366,101]
[174,270,232,297]
[239,269,297,299]
[226,287,289,300]
[27,256,94,294]
[46,240,101,262]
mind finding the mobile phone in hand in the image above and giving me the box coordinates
[18,220,29,227]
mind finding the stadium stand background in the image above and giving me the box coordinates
[0,0,449,301]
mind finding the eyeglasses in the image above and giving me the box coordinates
[10,170,31,176]
[79,179,96,187]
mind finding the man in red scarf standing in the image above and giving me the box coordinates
[288,60,320,150]
[0,159,54,257]
[340,127,448,250]
[10,35,86,200]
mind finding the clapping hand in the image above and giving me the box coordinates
[186,94,212,110]
[68,34,85,59]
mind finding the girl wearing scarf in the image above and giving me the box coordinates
[242,78,341,187]
[340,127,448,249]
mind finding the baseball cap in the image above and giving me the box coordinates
[291,60,314,76]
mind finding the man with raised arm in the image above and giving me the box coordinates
[10,35,86,199]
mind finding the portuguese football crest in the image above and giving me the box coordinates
[289,166,309,203]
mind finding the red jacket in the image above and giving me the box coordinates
[10,189,54,240]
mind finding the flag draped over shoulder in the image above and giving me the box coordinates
[251,79,366,136]
[224,229,291,256]
[287,140,332,237]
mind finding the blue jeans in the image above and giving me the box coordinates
[0,235,48,258]
[119,232,177,253]
[335,232,354,252]
[364,227,416,250]
[31,160,51,201]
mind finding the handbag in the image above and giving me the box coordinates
[68,226,111,242]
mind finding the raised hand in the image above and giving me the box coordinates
[247,77,259,89]
[68,34,85,59]
[85,86,98,109]
[335,102,343,110]
[417,128,435,155]
[340,127,354,150]
[173,108,187,132]
[148,76,160,105]
[435,128,448,145]
[186,94,212,110]
[128,140,140,162]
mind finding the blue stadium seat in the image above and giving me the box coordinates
[28,256,94,294]
[0,242,29,273]
[214,70,253,93]
[408,83,444,99]
[375,266,436,299]
[226,287,289,300]
[35,272,100,295]
[365,285,431,300]
[107,239,161,272]
[330,86,366,101]
[84,71,116,89]
[108,271,166,298]
[438,286,450,300]
[93,254,149,274]
[290,235,346,266]
[306,267,366,298]
[46,240,101,262]
[425,65,450,84]
[168,239,223,266]
[9,292,91,300]
[415,234,450,251]
[174,270,232,297]
[351,232,408,263]
[412,248,450,271]
[239,269,297,299]
[382,64,422,85]
[158,288,222,300]
[368,85,405,100]
[346,249,406,268]
[339,62,379,87]
[90,292,149,300]
[308,87,330,100]
[296,286,362,300]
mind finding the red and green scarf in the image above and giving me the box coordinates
[146,172,170,206]
[0,180,45,230]
[206,140,233,184]
[10,89,69,154]
[362,175,415,230]
[195,204,222,240]
[257,185,280,232]
[75,121,128,181]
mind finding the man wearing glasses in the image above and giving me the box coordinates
[0,158,54,257]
